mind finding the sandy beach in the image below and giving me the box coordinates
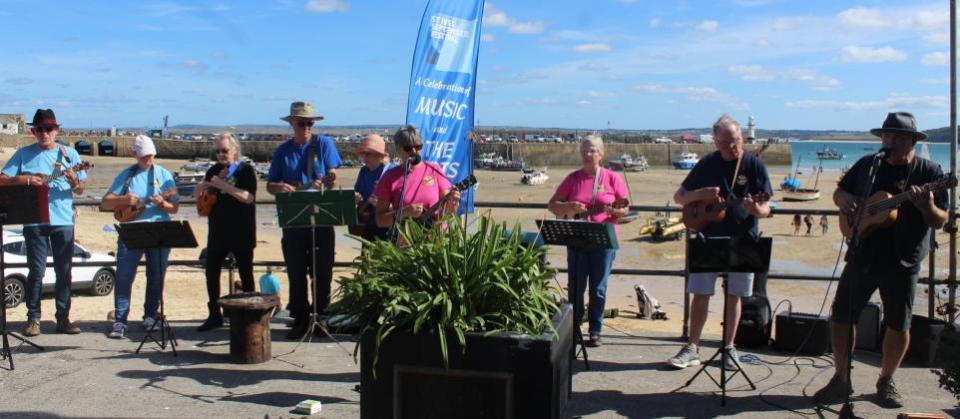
[2,149,952,340]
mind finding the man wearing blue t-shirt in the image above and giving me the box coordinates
[667,114,773,371]
[267,101,342,340]
[0,109,87,336]
[100,135,180,339]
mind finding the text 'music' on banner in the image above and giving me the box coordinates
[405,0,485,214]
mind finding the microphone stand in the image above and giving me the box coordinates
[839,151,885,419]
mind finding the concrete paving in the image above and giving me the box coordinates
[0,319,956,418]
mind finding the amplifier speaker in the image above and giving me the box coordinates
[855,302,882,352]
[774,312,831,355]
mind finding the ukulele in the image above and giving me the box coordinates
[114,189,179,222]
[196,165,235,217]
[24,162,93,185]
[681,192,771,232]
[839,174,957,240]
[415,175,478,224]
[571,198,630,220]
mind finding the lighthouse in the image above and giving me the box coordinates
[747,115,756,143]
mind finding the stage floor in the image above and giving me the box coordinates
[0,319,955,418]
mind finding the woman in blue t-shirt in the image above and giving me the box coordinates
[100,135,180,339]
[352,134,393,242]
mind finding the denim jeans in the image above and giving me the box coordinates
[114,238,170,324]
[22,225,75,322]
[567,248,616,334]
[281,226,335,324]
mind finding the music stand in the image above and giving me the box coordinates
[681,235,771,406]
[536,219,617,398]
[274,190,356,358]
[0,185,49,370]
[116,220,198,356]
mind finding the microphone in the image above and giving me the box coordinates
[874,148,891,159]
[408,154,422,165]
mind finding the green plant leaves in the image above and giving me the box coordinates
[337,215,559,369]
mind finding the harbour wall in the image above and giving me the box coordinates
[0,135,792,166]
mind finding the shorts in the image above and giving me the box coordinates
[830,262,917,331]
[687,272,754,297]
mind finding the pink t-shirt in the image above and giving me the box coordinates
[554,167,629,225]
[374,162,453,214]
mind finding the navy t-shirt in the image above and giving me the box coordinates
[838,155,948,269]
[681,151,773,238]
[353,163,394,227]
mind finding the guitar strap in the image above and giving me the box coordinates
[119,164,139,196]
[729,153,744,197]
[305,135,318,186]
[590,168,602,208]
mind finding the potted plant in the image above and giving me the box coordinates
[335,215,572,419]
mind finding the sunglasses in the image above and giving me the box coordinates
[34,126,58,133]
[215,148,231,154]
[403,145,423,153]
[296,120,314,128]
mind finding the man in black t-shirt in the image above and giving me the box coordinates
[814,112,949,408]
[667,114,773,371]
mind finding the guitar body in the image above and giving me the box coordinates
[196,190,217,216]
[681,196,726,232]
[114,205,144,223]
[839,191,897,240]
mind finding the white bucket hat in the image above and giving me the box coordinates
[133,134,157,158]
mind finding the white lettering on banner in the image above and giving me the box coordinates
[430,14,469,44]
[436,126,447,134]
[440,162,460,179]
[420,78,471,95]
[425,141,456,161]
[414,96,469,120]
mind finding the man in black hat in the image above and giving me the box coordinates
[814,112,949,408]
[0,109,87,336]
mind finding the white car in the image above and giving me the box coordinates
[2,229,116,309]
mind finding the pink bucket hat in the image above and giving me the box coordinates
[356,134,389,157]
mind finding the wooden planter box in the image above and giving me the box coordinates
[360,303,572,419]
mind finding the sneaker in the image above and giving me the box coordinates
[56,318,81,335]
[722,345,741,371]
[585,333,602,347]
[142,317,159,332]
[813,375,853,405]
[108,322,127,339]
[875,376,904,408]
[667,344,701,369]
[23,320,40,337]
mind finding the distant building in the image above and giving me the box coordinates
[680,134,696,143]
[0,114,25,135]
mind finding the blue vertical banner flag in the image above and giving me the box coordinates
[405,0,485,213]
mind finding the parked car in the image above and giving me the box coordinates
[2,230,116,309]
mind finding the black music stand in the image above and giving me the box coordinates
[681,235,771,406]
[0,185,49,370]
[537,219,617,398]
[116,221,197,356]
[274,191,356,360]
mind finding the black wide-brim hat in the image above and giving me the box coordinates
[870,111,927,141]
[28,108,59,127]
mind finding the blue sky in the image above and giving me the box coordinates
[0,0,952,131]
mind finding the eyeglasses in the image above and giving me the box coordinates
[215,148,231,154]
[403,145,423,153]
[296,120,314,128]
[35,126,58,133]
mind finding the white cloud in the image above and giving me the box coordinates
[924,31,949,46]
[587,90,613,98]
[616,0,639,3]
[784,69,815,81]
[922,52,949,66]
[649,18,661,29]
[921,77,950,85]
[771,18,795,31]
[735,0,773,6]
[212,51,227,59]
[838,7,889,29]
[728,64,775,81]
[578,63,608,72]
[840,46,907,63]
[634,83,669,93]
[481,34,495,43]
[484,4,545,35]
[696,20,719,32]
[305,0,349,14]
[913,10,948,31]
[181,60,207,74]
[786,94,947,111]
[572,43,612,54]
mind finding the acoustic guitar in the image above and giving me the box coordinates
[24,161,93,185]
[347,199,376,237]
[839,174,957,240]
[681,192,771,232]
[114,189,179,222]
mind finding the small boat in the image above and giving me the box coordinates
[782,188,821,202]
[816,146,844,160]
[781,155,823,201]
[175,162,212,197]
[672,151,698,170]
[609,154,649,172]
[520,167,549,186]
[489,157,526,171]
[474,152,497,169]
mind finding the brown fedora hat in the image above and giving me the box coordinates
[280,101,325,122]
[870,111,927,141]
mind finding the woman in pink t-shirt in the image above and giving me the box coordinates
[374,125,460,234]
[548,135,629,347]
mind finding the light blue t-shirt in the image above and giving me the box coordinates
[259,272,281,295]
[1,143,88,226]
[107,164,180,222]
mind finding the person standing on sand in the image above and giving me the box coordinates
[266,101,342,340]
[792,214,802,235]
[667,114,772,371]
[814,112,948,408]
[0,108,87,336]
[804,214,814,236]
[820,214,829,236]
